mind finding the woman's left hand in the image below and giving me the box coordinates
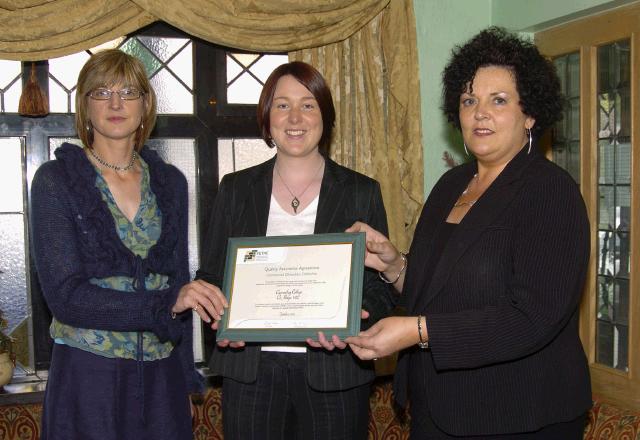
[172,279,228,323]
[345,316,418,360]
[306,310,370,350]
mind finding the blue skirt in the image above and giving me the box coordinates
[42,343,192,440]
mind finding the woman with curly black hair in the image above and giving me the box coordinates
[346,27,591,438]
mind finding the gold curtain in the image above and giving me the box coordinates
[0,0,422,247]
[291,0,422,250]
[0,0,388,59]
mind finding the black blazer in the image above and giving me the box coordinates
[394,148,592,436]
[197,156,395,391]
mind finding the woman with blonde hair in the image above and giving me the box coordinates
[31,49,226,440]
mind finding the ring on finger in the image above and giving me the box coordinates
[193,304,200,312]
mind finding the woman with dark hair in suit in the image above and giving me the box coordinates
[196,61,395,439]
[346,28,591,439]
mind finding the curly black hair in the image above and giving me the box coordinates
[442,27,562,136]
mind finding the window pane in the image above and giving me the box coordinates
[0,60,21,113]
[146,138,201,362]
[227,56,244,82]
[49,81,70,113]
[146,139,198,278]
[167,42,194,90]
[251,55,288,83]
[231,53,259,68]
[138,36,189,63]
[151,68,194,114]
[217,138,275,180]
[227,73,263,104]
[0,137,29,370]
[552,52,580,183]
[49,52,90,91]
[0,60,21,90]
[0,214,28,332]
[226,54,287,104]
[595,39,630,372]
[0,138,24,212]
[567,52,580,97]
[90,37,126,53]
[120,38,162,77]
[3,78,22,114]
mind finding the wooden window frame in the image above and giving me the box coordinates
[535,3,640,410]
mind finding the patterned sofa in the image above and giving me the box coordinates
[1,378,639,439]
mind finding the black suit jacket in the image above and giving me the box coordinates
[394,148,592,436]
[197,155,395,391]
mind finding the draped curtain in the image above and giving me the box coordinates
[0,0,422,249]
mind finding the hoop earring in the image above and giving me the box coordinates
[526,128,533,154]
[464,143,469,156]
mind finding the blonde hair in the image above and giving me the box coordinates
[75,49,157,151]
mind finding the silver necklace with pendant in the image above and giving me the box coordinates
[275,160,324,214]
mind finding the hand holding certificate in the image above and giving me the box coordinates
[216,232,365,342]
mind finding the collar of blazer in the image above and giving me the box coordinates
[408,145,542,313]
[241,154,350,236]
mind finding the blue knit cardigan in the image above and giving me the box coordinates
[30,143,203,393]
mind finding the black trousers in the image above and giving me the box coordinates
[222,351,370,440]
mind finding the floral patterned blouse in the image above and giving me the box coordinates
[50,157,174,361]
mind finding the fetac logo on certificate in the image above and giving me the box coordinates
[239,247,287,264]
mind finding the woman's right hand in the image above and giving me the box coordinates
[346,221,402,274]
[346,316,419,360]
[172,280,228,323]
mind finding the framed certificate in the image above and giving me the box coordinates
[216,232,365,342]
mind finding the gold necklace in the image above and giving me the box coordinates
[453,173,478,208]
[275,160,324,214]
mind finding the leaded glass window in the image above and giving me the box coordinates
[0,60,22,113]
[596,39,630,372]
[48,36,194,114]
[552,52,580,182]
[226,53,288,104]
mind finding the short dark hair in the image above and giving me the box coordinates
[257,61,335,155]
[442,27,562,137]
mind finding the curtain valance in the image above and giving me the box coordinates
[0,0,388,60]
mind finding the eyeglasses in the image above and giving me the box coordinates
[87,88,144,101]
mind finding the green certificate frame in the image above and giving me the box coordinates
[216,232,365,342]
